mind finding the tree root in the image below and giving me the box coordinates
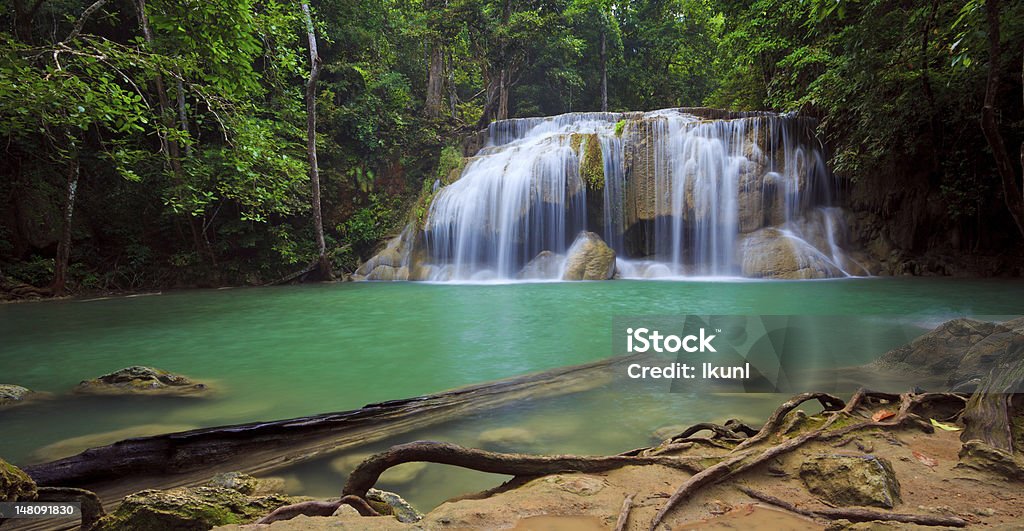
[647,389,959,530]
[342,441,703,499]
[614,493,635,531]
[737,486,967,527]
[255,495,380,525]
[252,389,975,529]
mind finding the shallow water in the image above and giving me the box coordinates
[1,277,1022,509]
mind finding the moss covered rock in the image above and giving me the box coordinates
[94,486,296,531]
[74,366,210,397]
[800,454,901,508]
[1,458,37,502]
[578,134,604,190]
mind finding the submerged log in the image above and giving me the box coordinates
[23,356,633,504]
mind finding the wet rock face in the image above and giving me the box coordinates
[738,228,844,279]
[517,250,564,280]
[93,486,296,531]
[0,384,33,406]
[74,366,210,396]
[562,232,616,281]
[799,454,901,508]
[0,458,37,502]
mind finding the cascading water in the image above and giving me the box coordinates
[357,108,868,282]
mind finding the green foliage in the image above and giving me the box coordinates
[342,193,402,252]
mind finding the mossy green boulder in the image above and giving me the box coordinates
[94,486,295,531]
[1,458,37,502]
[74,366,210,396]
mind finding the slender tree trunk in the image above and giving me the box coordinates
[497,68,509,120]
[447,51,457,118]
[301,1,331,280]
[600,26,608,112]
[52,139,79,296]
[980,0,1024,239]
[424,0,444,118]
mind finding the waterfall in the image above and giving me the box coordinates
[361,108,864,282]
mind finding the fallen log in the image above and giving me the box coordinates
[23,356,635,506]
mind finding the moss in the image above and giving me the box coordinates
[436,145,466,186]
[614,119,627,136]
[1,459,37,502]
[93,486,296,531]
[569,132,584,152]
[579,134,604,191]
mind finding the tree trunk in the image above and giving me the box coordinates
[301,1,332,280]
[51,139,79,296]
[425,45,445,118]
[424,0,444,118]
[497,68,509,121]
[600,26,608,112]
[980,0,1024,239]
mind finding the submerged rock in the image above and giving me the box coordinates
[329,454,425,485]
[74,366,210,396]
[93,486,297,531]
[0,384,34,407]
[1,458,37,502]
[478,427,537,451]
[562,232,616,281]
[799,454,901,508]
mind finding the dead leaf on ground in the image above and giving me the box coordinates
[872,410,896,422]
[913,450,938,468]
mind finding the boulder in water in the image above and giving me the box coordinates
[562,232,616,281]
[0,384,36,407]
[478,426,537,451]
[517,251,564,280]
[738,228,844,279]
[74,366,210,396]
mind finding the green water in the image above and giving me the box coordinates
[1,278,1023,509]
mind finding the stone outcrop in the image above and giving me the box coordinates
[561,232,616,281]
[871,317,1024,391]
